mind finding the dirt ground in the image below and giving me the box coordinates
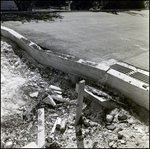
[1,36,149,148]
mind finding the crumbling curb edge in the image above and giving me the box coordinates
[1,25,149,110]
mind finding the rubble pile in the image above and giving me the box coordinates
[1,36,149,148]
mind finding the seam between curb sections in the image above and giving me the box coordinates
[1,25,149,110]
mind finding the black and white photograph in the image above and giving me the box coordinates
[1,0,149,148]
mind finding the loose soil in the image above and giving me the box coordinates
[1,36,149,148]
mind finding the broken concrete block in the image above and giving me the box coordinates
[51,119,58,134]
[106,114,113,123]
[4,140,13,148]
[42,95,56,107]
[54,90,62,94]
[56,117,62,130]
[29,91,39,98]
[22,142,39,148]
[60,119,67,132]
[51,94,69,103]
[49,85,61,91]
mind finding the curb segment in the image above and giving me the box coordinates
[1,26,149,110]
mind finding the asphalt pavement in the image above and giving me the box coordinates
[2,10,149,71]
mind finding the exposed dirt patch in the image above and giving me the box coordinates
[1,36,149,148]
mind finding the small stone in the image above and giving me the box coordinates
[83,119,90,127]
[118,115,127,121]
[112,142,118,148]
[106,114,113,123]
[106,124,116,130]
[120,139,126,144]
[72,137,76,141]
[84,129,89,137]
[76,128,82,136]
[49,85,61,91]
[29,91,39,98]
[92,141,98,148]
[109,141,114,147]
[47,137,53,143]
[127,117,135,124]
[118,132,123,139]
[4,140,13,148]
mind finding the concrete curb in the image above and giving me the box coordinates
[1,26,149,110]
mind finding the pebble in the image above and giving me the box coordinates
[120,139,126,144]
[118,131,123,139]
[106,125,116,130]
[83,129,90,137]
[76,128,82,136]
[47,137,53,143]
[109,141,114,147]
[92,141,98,148]
[127,117,135,124]
[106,114,113,123]
[72,137,76,141]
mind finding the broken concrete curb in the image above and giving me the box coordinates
[1,26,149,110]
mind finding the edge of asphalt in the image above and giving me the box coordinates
[1,25,149,110]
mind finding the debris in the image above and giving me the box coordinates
[83,129,90,137]
[18,106,26,111]
[46,136,53,143]
[118,131,123,139]
[76,84,117,109]
[83,118,90,127]
[54,90,62,94]
[47,141,61,148]
[118,115,127,121]
[120,139,126,144]
[106,114,113,123]
[72,137,76,141]
[51,118,58,134]
[92,141,98,148]
[106,124,116,130]
[37,108,45,148]
[51,94,69,103]
[42,95,56,107]
[29,91,39,98]
[4,140,13,148]
[127,117,135,124]
[56,117,62,130]
[21,142,39,148]
[60,119,67,132]
[76,126,82,136]
[49,85,61,91]
[109,141,114,147]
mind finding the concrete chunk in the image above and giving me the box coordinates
[29,91,39,98]
[22,142,39,148]
[42,95,56,107]
[50,85,61,91]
